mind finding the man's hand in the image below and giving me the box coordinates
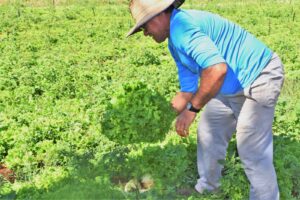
[171,92,193,113]
[175,109,196,137]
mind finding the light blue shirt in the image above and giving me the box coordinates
[168,9,273,94]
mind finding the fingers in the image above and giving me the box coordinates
[175,109,196,137]
[176,118,189,137]
[183,129,189,137]
[177,128,189,137]
[171,92,193,114]
[170,102,181,114]
[171,98,186,114]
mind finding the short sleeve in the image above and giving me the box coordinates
[171,13,226,68]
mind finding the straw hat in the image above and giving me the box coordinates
[127,0,185,37]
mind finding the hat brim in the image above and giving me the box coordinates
[126,0,175,37]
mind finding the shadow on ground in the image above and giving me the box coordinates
[2,132,299,200]
[1,84,300,200]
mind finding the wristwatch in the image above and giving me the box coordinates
[186,102,201,113]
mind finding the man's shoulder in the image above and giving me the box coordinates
[171,9,197,23]
[170,9,195,38]
[172,9,214,21]
[170,9,205,48]
[170,9,217,32]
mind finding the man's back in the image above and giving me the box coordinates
[169,9,273,94]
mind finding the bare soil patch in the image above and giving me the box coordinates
[0,164,15,183]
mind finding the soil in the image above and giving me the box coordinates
[0,164,15,183]
[176,187,195,196]
[110,175,128,185]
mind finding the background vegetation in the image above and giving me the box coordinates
[0,0,299,199]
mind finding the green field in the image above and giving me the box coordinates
[0,0,300,199]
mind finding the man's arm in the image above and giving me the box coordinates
[175,62,227,137]
[191,62,227,110]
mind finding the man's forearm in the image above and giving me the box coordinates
[191,63,227,109]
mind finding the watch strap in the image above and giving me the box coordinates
[187,102,201,113]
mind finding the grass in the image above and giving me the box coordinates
[0,0,299,199]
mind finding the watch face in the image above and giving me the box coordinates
[186,102,192,110]
[186,102,200,113]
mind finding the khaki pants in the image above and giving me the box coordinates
[196,53,284,200]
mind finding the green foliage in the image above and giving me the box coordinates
[102,81,175,144]
[102,142,188,184]
[220,139,249,200]
[274,136,300,200]
[0,0,299,199]
[0,176,14,199]
[273,96,300,199]
[274,98,300,140]
[130,50,161,66]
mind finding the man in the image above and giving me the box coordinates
[127,0,284,199]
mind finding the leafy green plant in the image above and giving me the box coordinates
[102,81,175,144]
[0,1,299,199]
[212,138,249,200]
